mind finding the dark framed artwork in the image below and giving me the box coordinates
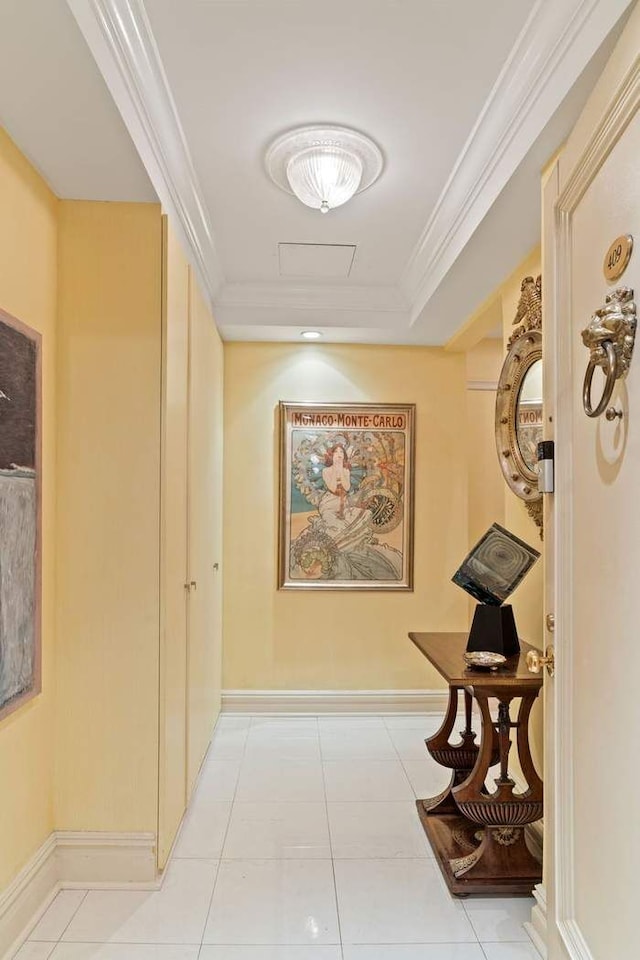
[278,402,415,590]
[0,308,41,720]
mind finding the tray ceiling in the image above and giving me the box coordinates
[0,0,633,343]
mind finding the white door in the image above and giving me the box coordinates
[545,8,640,959]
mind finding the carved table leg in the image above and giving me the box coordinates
[450,689,543,891]
[419,687,498,817]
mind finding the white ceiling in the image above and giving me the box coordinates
[143,0,535,288]
[0,0,633,344]
[0,0,155,202]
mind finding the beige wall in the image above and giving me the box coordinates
[465,340,505,548]
[55,201,163,832]
[223,342,470,691]
[0,127,224,903]
[0,130,58,889]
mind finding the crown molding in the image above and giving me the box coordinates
[66,0,225,302]
[218,282,408,313]
[215,281,411,335]
[401,0,634,324]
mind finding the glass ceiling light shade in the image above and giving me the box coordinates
[266,125,383,214]
[286,145,363,213]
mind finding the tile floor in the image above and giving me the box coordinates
[15,715,540,960]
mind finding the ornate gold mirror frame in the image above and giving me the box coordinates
[495,276,543,536]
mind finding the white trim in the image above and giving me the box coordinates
[217,282,408,315]
[552,50,640,960]
[0,836,58,960]
[401,0,634,322]
[466,379,498,391]
[66,0,225,307]
[0,832,158,960]
[54,831,158,889]
[68,0,633,342]
[215,281,410,335]
[525,883,548,958]
[221,688,449,716]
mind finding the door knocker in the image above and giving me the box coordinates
[581,287,636,418]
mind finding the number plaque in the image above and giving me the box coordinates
[603,234,633,283]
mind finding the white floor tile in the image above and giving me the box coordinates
[214,716,251,731]
[62,859,218,944]
[29,892,88,941]
[223,802,331,859]
[318,717,386,731]
[244,733,321,761]
[401,760,451,799]
[387,727,439,760]
[200,948,342,960]
[463,898,534,942]
[203,859,340,945]
[334,859,476,944]
[383,716,443,729]
[173,800,231,859]
[250,718,319,734]
[343,946,485,960]
[236,759,325,802]
[320,729,396,760]
[207,728,248,760]
[328,802,431,859]
[13,944,55,960]
[480,944,541,960]
[200,760,241,800]
[50,947,198,960]
[323,761,414,802]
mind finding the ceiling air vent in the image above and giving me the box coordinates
[278,243,356,279]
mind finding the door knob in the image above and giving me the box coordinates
[526,645,555,677]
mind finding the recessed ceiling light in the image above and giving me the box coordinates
[301,330,322,339]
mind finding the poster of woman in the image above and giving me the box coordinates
[279,403,415,589]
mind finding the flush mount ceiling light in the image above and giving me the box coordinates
[266,125,384,214]
[301,330,322,339]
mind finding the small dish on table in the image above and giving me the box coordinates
[463,651,507,671]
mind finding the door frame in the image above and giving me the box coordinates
[549,51,640,960]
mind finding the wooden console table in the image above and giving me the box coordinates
[409,631,543,896]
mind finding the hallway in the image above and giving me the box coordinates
[16,716,537,960]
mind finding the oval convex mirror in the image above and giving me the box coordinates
[495,275,543,536]
[515,357,543,473]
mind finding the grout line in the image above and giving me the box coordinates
[192,716,250,949]
[319,717,345,960]
[41,889,89,947]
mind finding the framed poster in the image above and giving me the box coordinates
[0,308,41,721]
[279,402,415,590]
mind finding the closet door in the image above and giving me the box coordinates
[186,272,223,794]
[158,217,189,868]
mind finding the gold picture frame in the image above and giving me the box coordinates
[278,402,415,590]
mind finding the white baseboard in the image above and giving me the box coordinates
[525,882,548,958]
[221,688,449,715]
[0,836,58,960]
[54,831,158,889]
[0,832,158,960]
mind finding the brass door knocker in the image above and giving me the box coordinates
[581,287,636,418]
